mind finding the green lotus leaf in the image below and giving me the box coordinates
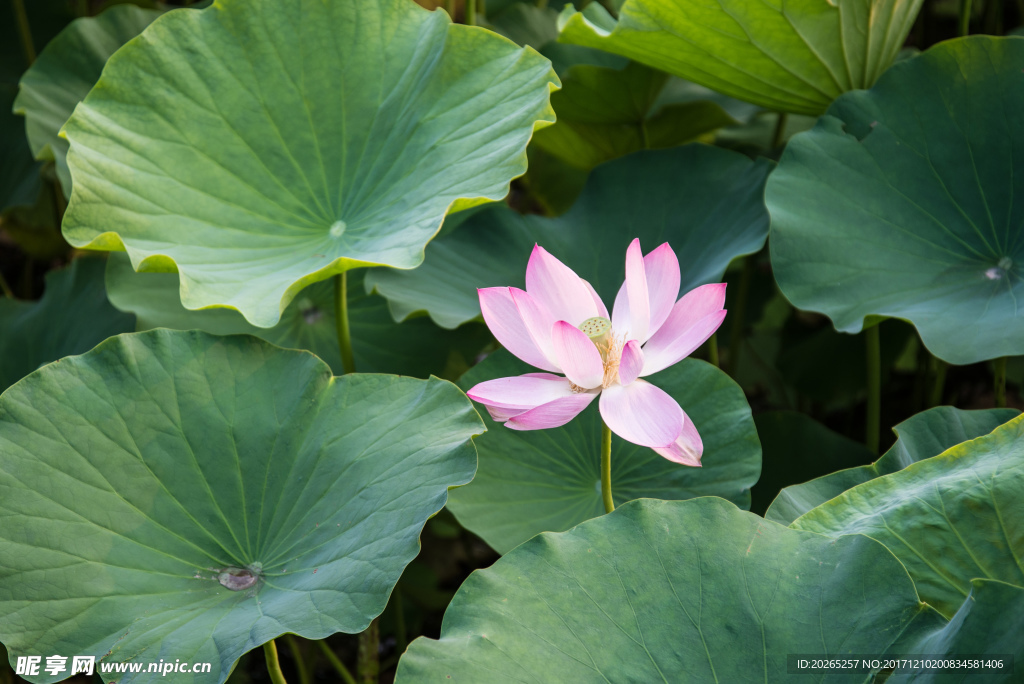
[60,0,559,328]
[0,329,483,683]
[556,0,924,115]
[14,4,162,197]
[888,580,1024,683]
[447,349,760,553]
[396,497,943,682]
[767,407,1019,525]
[104,253,489,378]
[0,257,134,394]
[367,145,773,329]
[767,37,1024,365]
[533,61,739,170]
[751,411,874,515]
[792,412,1024,618]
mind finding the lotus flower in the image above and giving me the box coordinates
[467,238,727,466]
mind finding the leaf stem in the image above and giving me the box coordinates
[263,640,289,684]
[446,0,456,19]
[959,0,973,36]
[600,421,614,514]
[11,0,36,65]
[727,256,755,376]
[357,618,380,684]
[929,357,947,407]
[392,587,408,657]
[865,324,881,455]
[334,272,356,374]
[994,357,1007,408]
[771,112,788,149]
[316,641,357,684]
[284,636,310,684]
[465,0,476,25]
[707,333,719,368]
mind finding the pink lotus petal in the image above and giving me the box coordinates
[643,243,681,338]
[509,287,560,371]
[624,239,650,343]
[507,392,597,430]
[582,279,609,319]
[485,404,528,422]
[552,321,605,389]
[467,373,577,411]
[524,245,598,327]
[618,339,643,386]
[479,287,558,372]
[641,283,728,376]
[653,413,703,466]
[598,379,683,448]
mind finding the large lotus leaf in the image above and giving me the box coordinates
[766,407,1019,525]
[14,5,161,197]
[447,350,760,553]
[396,497,943,682]
[60,0,558,328]
[888,580,1024,683]
[367,145,773,329]
[556,0,924,116]
[792,412,1024,619]
[533,61,738,170]
[0,329,483,683]
[104,253,488,378]
[0,257,134,394]
[767,37,1024,365]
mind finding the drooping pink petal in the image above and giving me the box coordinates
[582,279,609,319]
[599,379,683,448]
[509,287,559,371]
[643,243,681,338]
[479,287,558,372]
[507,392,597,430]
[618,339,644,386]
[653,412,703,466]
[641,283,728,376]
[467,373,577,413]
[552,321,605,389]
[524,245,598,327]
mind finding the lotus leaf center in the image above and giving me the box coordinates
[329,220,347,238]
[218,567,259,591]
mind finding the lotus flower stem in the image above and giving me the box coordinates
[284,636,310,684]
[959,0,973,36]
[994,357,1007,408]
[727,256,754,376]
[601,421,614,513]
[929,357,947,407]
[316,640,357,684]
[334,273,356,374]
[263,640,289,684]
[0,269,13,299]
[865,325,881,454]
[446,0,456,20]
[466,0,477,25]
[11,0,35,64]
